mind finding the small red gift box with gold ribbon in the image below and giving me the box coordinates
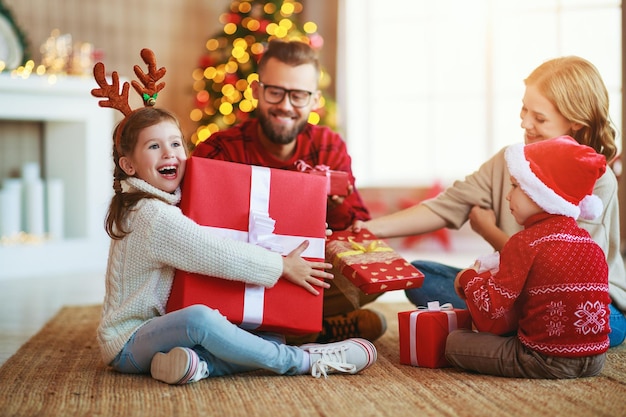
[325,229,424,294]
[398,301,472,368]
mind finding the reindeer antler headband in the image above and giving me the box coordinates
[91,48,166,149]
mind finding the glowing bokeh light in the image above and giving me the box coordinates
[303,22,317,34]
[280,2,295,16]
[206,39,219,51]
[308,112,320,125]
[224,23,237,35]
[239,2,252,13]
[219,102,234,115]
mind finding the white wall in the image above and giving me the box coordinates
[338,0,622,187]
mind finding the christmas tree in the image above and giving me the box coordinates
[189,0,336,147]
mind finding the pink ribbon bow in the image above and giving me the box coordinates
[295,160,331,173]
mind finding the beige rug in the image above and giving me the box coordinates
[1,302,625,417]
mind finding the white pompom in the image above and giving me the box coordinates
[579,195,603,220]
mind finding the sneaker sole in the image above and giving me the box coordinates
[151,347,198,385]
[350,338,377,372]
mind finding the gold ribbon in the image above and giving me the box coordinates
[335,237,394,259]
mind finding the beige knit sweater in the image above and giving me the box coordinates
[97,177,284,364]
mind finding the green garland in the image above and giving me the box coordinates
[0,0,30,64]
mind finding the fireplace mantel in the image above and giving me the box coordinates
[0,73,115,279]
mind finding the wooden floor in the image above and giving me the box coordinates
[0,270,106,366]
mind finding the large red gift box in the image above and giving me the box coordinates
[295,160,350,197]
[398,302,472,368]
[325,229,424,294]
[166,157,328,335]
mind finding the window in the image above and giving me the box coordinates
[337,0,621,187]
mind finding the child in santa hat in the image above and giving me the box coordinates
[447,136,611,379]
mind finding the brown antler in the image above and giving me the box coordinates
[90,62,133,116]
[131,48,166,106]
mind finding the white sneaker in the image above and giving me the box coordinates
[150,347,209,385]
[301,338,377,379]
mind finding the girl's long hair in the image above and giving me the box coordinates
[105,107,183,239]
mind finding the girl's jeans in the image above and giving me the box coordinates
[406,260,626,348]
[110,304,306,377]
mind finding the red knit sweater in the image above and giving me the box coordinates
[460,212,610,357]
[192,120,370,231]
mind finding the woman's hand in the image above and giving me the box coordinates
[468,205,496,237]
[468,205,509,251]
[281,240,333,295]
[350,219,367,233]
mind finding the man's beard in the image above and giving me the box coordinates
[258,110,308,145]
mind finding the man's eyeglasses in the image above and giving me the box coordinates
[258,82,314,108]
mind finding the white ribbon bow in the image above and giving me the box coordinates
[409,301,457,366]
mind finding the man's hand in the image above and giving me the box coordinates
[327,184,354,210]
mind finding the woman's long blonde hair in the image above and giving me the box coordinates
[524,56,617,162]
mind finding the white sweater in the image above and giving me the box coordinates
[97,177,284,364]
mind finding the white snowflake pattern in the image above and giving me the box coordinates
[573,301,607,335]
[542,301,568,336]
[492,306,508,319]
[546,319,566,336]
[472,288,490,313]
[546,300,566,317]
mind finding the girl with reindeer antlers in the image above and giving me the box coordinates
[92,49,377,384]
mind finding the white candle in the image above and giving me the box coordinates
[21,162,41,182]
[46,178,64,240]
[24,178,45,236]
[0,179,22,237]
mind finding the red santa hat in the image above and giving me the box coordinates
[504,136,607,220]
